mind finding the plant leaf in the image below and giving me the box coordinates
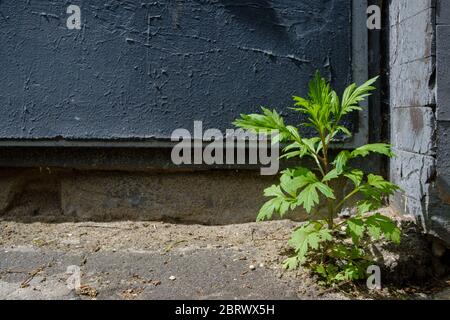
[315,182,336,199]
[287,222,331,265]
[333,150,351,172]
[308,71,332,107]
[256,198,278,221]
[351,143,394,158]
[297,184,320,213]
[347,217,365,244]
[323,168,341,182]
[283,257,300,270]
[233,107,290,142]
[344,169,364,187]
[366,213,401,244]
[341,76,378,116]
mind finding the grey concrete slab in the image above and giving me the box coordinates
[0,247,301,300]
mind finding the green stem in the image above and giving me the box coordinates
[335,187,360,214]
[312,155,326,177]
[319,128,335,229]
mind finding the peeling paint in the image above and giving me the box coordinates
[0,0,352,141]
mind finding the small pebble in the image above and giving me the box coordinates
[249,265,256,270]
[169,275,176,281]
[259,263,264,268]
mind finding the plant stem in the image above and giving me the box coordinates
[319,129,335,229]
[335,188,360,213]
[312,155,326,177]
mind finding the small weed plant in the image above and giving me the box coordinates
[233,72,401,285]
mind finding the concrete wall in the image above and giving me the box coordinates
[0,148,376,225]
[390,0,450,245]
[0,168,280,225]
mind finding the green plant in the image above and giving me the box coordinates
[233,72,401,285]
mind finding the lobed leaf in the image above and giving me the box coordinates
[351,143,394,158]
[322,168,341,182]
[366,213,401,244]
[344,169,364,187]
[333,150,351,172]
[286,222,332,267]
[341,77,378,116]
[233,107,292,143]
[297,181,335,213]
[347,217,365,244]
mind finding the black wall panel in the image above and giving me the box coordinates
[0,0,353,141]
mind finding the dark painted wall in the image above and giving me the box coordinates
[0,0,352,141]
[434,1,450,245]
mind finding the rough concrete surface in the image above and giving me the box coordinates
[390,0,450,247]
[0,214,448,300]
[0,168,320,225]
[0,220,330,300]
